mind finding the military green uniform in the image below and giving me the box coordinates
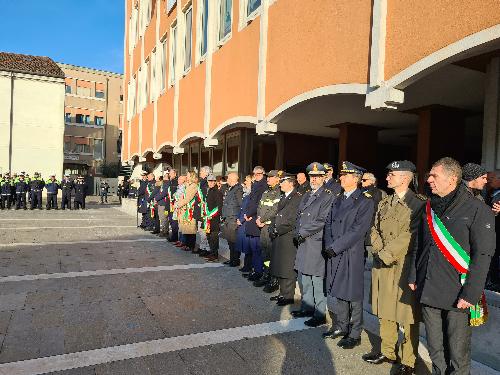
[257,183,281,261]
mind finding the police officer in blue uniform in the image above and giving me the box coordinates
[15,173,30,210]
[292,162,335,327]
[1,173,13,210]
[61,174,74,210]
[323,163,342,195]
[30,172,44,210]
[323,161,374,349]
[45,174,60,210]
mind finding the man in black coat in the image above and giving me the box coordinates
[323,163,342,195]
[74,176,88,210]
[410,157,495,375]
[323,162,374,349]
[204,174,224,262]
[221,172,244,266]
[269,174,302,306]
[154,172,170,237]
[244,166,268,281]
[15,174,29,210]
[167,169,179,242]
[137,171,149,228]
[296,172,310,196]
[61,174,74,210]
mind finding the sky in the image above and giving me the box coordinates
[0,0,124,73]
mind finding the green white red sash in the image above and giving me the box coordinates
[146,184,155,218]
[426,201,488,326]
[204,206,219,233]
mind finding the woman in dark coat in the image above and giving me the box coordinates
[269,176,302,305]
[237,176,252,272]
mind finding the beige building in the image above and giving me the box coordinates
[0,52,65,178]
[58,63,123,176]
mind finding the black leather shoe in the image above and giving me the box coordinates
[338,337,361,349]
[229,261,240,267]
[263,279,279,293]
[361,352,396,365]
[223,260,231,265]
[270,295,282,301]
[276,298,294,306]
[291,310,314,318]
[322,329,347,339]
[199,250,210,257]
[395,365,415,375]
[247,272,262,282]
[239,266,252,273]
[304,316,327,327]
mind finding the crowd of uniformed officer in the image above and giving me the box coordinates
[134,157,495,375]
[0,171,88,210]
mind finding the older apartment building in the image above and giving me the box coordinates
[122,0,500,183]
[59,63,123,176]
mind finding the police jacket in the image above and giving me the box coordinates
[15,180,29,193]
[244,178,268,237]
[222,184,243,219]
[206,186,223,232]
[45,180,60,194]
[294,185,335,277]
[324,189,374,302]
[1,179,12,195]
[30,178,45,191]
[410,184,495,312]
[74,181,88,200]
[100,182,109,194]
[257,184,282,249]
[61,179,74,192]
[296,181,311,196]
[324,178,342,195]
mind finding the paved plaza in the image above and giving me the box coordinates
[0,203,497,374]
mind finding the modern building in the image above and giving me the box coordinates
[0,52,65,178]
[59,63,123,176]
[121,0,500,185]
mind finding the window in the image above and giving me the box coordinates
[247,0,261,16]
[200,0,209,57]
[184,7,193,72]
[225,131,239,173]
[160,39,167,91]
[95,116,104,126]
[94,139,104,160]
[95,90,105,99]
[75,144,90,154]
[212,138,224,175]
[64,142,71,152]
[201,144,211,169]
[65,113,71,123]
[219,0,232,40]
[190,142,200,173]
[65,85,72,94]
[75,114,84,124]
[145,59,150,104]
[167,0,176,13]
[150,51,157,101]
[169,23,177,85]
[120,94,123,101]
[84,115,91,125]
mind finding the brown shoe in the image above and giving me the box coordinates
[205,254,219,262]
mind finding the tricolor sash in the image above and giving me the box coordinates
[426,201,488,326]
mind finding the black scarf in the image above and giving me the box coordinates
[430,185,460,218]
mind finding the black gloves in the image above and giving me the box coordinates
[293,235,305,247]
[322,248,336,258]
[269,227,278,240]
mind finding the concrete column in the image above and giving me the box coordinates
[481,57,500,170]
[416,105,467,189]
[337,123,378,173]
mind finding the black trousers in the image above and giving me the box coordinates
[422,305,472,375]
[46,194,58,209]
[30,190,42,209]
[278,277,296,300]
[1,195,11,209]
[228,241,240,263]
[62,191,72,209]
[207,231,220,255]
[100,192,108,203]
[74,199,84,209]
[331,298,363,340]
[15,193,27,209]
[184,234,196,250]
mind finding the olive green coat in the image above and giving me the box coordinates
[370,190,425,324]
[176,182,198,235]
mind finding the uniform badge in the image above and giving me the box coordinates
[391,161,400,169]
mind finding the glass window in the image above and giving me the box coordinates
[225,131,239,173]
[75,114,84,124]
[161,39,167,90]
[180,153,188,175]
[75,144,90,154]
[167,0,176,13]
[184,7,193,72]
[94,139,103,160]
[219,0,232,40]
[95,90,105,99]
[247,0,261,16]
[201,0,209,56]
[95,116,104,126]
[64,142,71,152]
[190,142,200,174]
[212,139,224,176]
[201,144,211,170]
[151,50,157,101]
[170,24,177,85]
[65,85,72,94]
[65,113,71,123]
[84,115,91,125]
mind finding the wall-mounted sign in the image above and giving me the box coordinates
[64,154,80,161]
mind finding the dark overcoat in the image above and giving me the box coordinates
[324,189,374,302]
[244,178,268,237]
[410,185,495,312]
[294,185,334,277]
[221,184,243,243]
[270,189,302,279]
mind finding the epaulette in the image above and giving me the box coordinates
[363,192,372,198]
[416,193,427,201]
[323,189,332,194]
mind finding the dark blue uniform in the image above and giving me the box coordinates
[61,178,74,209]
[15,179,29,210]
[29,177,45,210]
[1,178,13,209]
[45,179,60,209]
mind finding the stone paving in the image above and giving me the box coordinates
[0,202,492,374]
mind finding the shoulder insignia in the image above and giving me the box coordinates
[363,192,372,198]
[324,189,332,194]
[416,194,427,201]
